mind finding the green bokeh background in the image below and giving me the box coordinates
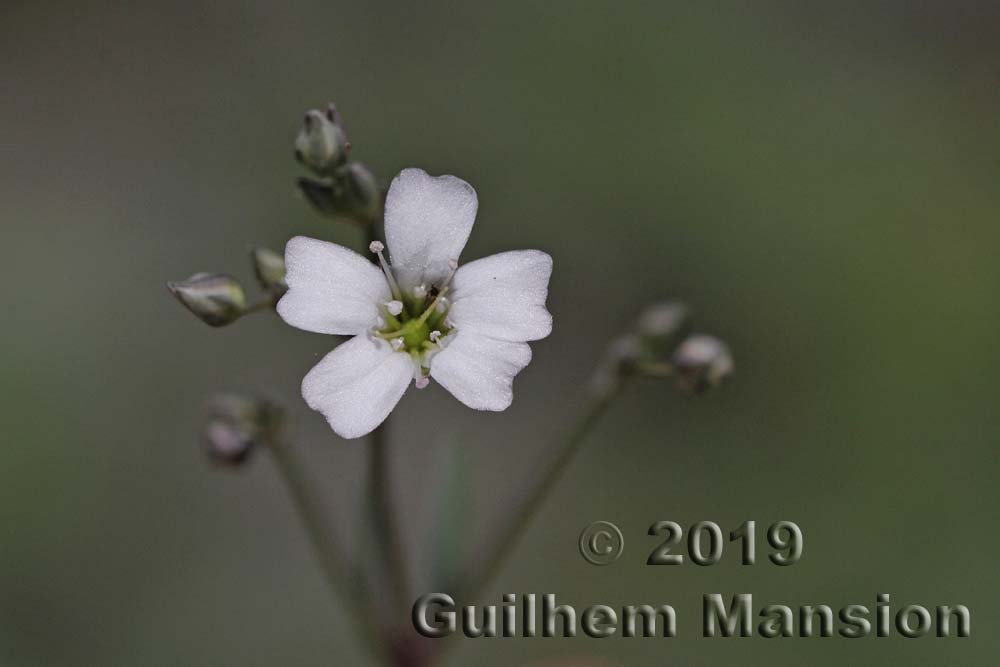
[2,1,998,665]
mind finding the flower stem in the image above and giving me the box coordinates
[453,382,624,607]
[244,295,278,315]
[368,420,411,622]
[266,438,386,663]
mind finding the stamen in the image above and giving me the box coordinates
[413,260,460,326]
[369,240,403,301]
[415,376,430,389]
[413,283,427,300]
[429,330,442,343]
[384,300,403,316]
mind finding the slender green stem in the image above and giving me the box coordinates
[368,420,411,619]
[636,361,674,378]
[453,382,624,606]
[267,439,386,663]
[426,384,625,664]
[244,296,278,314]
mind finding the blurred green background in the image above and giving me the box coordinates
[2,1,998,665]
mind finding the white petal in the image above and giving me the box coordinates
[429,330,532,411]
[448,250,553,342]
[384,168,477,290]
[277,236,391,335]
[301,335,413,439]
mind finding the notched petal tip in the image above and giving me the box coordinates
[448,249,555,342]
[429,331,532,412]
[384,167,479,289]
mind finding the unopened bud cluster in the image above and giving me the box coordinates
[204,393,284,467]
[295,103,380,225]
[590,300,733,396]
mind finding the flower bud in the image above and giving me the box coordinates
[297,177,338,215]
[295,109,348,174]
[250,247,287,296]
[205,419,254,466]
[638,300,689,340]
[297,164,381,226]
[167,273,246,327]
[589,333,642,397]
[671,334,734,394]
[204,393,285,468]
[336,161,380,223]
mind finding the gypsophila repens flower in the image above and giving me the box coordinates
[277,168,553,439]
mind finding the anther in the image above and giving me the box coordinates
[413,283,428,300]
[369,240,403,301]
[429,330,442,342]
[435,296,450,314]
[384,300,403,316]
[390,337,404,351]
[415,376,430,389]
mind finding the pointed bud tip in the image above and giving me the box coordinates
[295,107,348,174]
[168,273,247,327]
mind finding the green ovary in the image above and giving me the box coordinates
[399,318,431,350]
[377,295,452,359]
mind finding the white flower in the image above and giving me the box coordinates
[277,168,553,439]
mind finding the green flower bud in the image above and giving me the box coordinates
[336,161,380,223]
[672,334,734,394]
[167,273,246,327]
[250,247,287,296]
[297,177,339,216]
[295,109,348,174]
[297,164,381,226]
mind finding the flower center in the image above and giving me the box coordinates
[369,241,456,381]
[398,317,432,350]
